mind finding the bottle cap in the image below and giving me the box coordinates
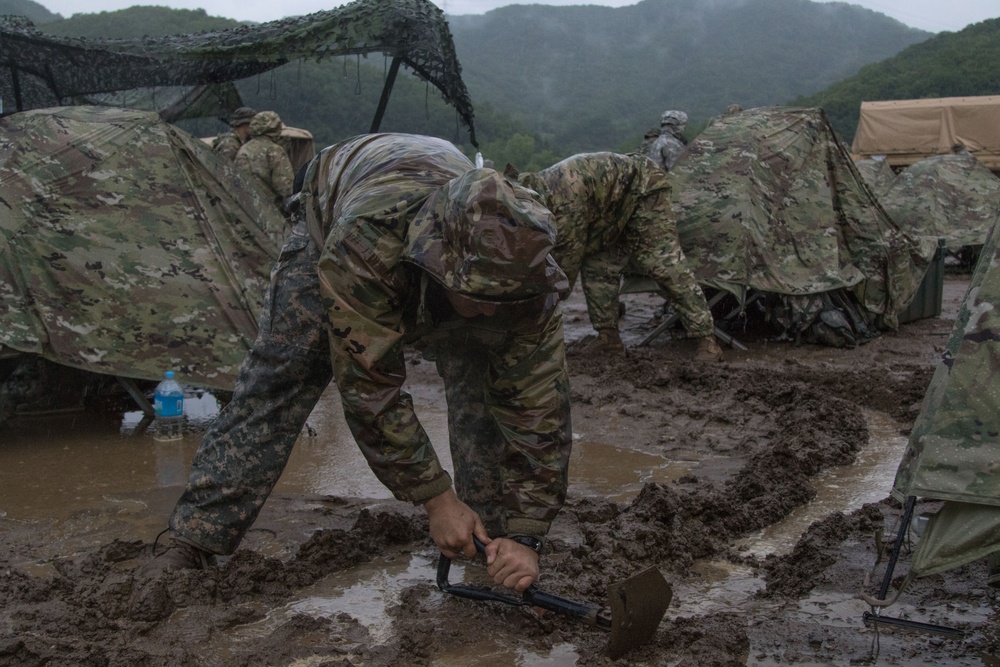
[165,371,175,378]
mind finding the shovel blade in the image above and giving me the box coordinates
[606,567,672,659]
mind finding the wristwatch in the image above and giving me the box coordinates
[510,535,543,553]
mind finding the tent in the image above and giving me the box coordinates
[0,0,477,144]
[878,152,1000,261]
[851,96,1000,172]
[852,157,897,199]
[865,221,1000,633]
[660,106,928,345]
[0,106,282,393]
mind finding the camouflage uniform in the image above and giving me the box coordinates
[234,111,295,208]
[211,106,256,161]
[170,133,572,554]
[211,130,243,161]
[648,109,689,171]
[519,152,715,338]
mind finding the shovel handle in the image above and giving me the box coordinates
[435,536,611,630]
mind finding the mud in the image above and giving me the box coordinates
[3,275,999,666]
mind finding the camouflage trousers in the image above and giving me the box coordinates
[425,319,572,539]
[169,225,332,554]
[582,246,715,337]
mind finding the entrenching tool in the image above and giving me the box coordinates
[436,537,672,659]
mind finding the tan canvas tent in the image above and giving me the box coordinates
[852,96,1000,171]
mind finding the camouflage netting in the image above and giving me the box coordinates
[666,106,928,342]
[0,0,476,143]
[879,153,1000,257]
[890,221,1000,578]
[0,106,283,390]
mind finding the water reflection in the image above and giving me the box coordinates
[738,410,909,557]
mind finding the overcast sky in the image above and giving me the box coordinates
[39,0,998,34]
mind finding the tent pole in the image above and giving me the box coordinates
[878,495,917,600]
[370,56,401,133]
[862,495,963,637]
[116,376,155,437]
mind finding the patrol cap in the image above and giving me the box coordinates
[660,109,688,127]
[228,106,257,127]
[404,168,569,302]
[249,110,284,138]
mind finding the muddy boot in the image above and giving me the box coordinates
[587,328,626,356]
[694,336,723,362]
[139,530,217,577]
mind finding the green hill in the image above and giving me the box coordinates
[794,18,1000,142]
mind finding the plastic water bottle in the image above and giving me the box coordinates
[153,371,185,441]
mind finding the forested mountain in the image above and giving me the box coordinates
[794,18,1000,142]
[448,0,928,153]
[0,0,959,167]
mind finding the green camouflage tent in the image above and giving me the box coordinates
[853,157,897,200]
[878,153,1000,259]
[889,221,1000,580]
[665,106,928,344]
[0,106,282,391]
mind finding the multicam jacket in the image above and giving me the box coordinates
[235,136,294,203]
[299,133,572,536]
[648,130,686,171]
[520,152,714,336]
[211,130,244,161]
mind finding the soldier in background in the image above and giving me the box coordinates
[647,109,689,171]
[512,151,723,362]
[637,127,660,156]
[140,133,573,594]
[211,106,256,161]
[235,111,295,210]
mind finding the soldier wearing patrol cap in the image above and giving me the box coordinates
[211,106,257,161]
[647,109,689,171]
[142,133,572,594]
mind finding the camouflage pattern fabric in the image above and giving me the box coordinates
[0,0,478,145]
[170,224,333,554]
[667,106,928,332]
[853,157,897,200]
[235,139,294,205]
[307,133,571,536]
[887,221,1000,579]
[647,131,686,171]
[0,106,282,390]
[520,152,714,337]
[211,130,244,161]
[879,153,1000,256]
[894,219,1000,506]
[170,133,571,551]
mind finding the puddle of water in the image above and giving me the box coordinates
[669,559,766,618]
[568,437,692,503]
[738,409,909,557]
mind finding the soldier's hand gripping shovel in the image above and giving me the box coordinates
[436,536,672,659]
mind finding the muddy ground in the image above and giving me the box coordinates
[3,275,999,666]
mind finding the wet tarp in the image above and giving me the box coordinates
[853,157,896,199]
[892,220,1000,577]
[0,0,477,144]
[878,153,1000,256]
[665,106,928,338]
[852,96,1000,171]
[0,106,282,390]
[891,220,1000,577]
